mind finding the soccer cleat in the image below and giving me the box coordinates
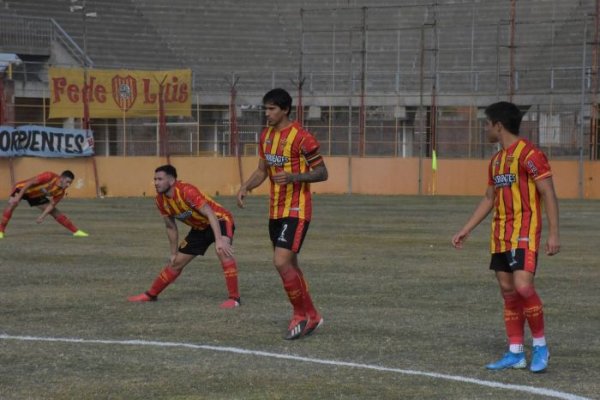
[485,351,527,370]
[219,298,241,309]
[284,315,308,340]
[127,292,157,302]
[0,232,4,239]
[73,230,89,237]
[530,345,549,373]
[302,315,324,337]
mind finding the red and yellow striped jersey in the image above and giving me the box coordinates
[259,121,323,220]
[15,171,66,203]
[488,138,552,254]
[155,181,233,230]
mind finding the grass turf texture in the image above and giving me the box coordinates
[0,195,598,399]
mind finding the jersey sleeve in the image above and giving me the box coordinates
[182,184,207,210]
[487,157,495,186]
[524,149,552,181]
[258,129,267,160]
[155,196,169,216]
[300,131,323,168]
[34,171,56,185]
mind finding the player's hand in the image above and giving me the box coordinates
[236,187,247,208]
[36,215,45,224]
[168,254,177,266]
[272,171,292,185]
[8,196,19,206]
[452,230,469,249]
[215,237,234,258]
[545,233,560,256]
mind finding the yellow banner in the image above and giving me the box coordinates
[48,67,191,118]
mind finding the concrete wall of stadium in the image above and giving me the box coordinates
[1,157,599,200]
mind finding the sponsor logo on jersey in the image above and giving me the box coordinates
[493,173,516,188]
[265,153,289,167]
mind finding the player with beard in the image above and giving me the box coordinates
[128,165,241,308]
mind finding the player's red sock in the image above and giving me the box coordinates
[147,265,181,297]
[0,208,14,232]
[296,267,319,320]
[502,291,525,346]
[54,214,78,233]
[517,285,545,339]
[220,259,240,300]
[279,267,305,317]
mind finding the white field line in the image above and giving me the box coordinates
[0,333,592,400]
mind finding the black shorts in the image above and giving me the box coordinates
[490,248,538,275]
[269,217,310,253]
[11,188,49,207]
[178,220,234,256]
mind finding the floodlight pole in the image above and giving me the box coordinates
[590,0,600,160]
[72,0,101,197]
[358,7,367,157]
[508,0,516,101]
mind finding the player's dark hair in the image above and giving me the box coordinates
[61,170,75,180]
[263,88,292,116]
[155,164,177,179]
[484,101,522,135]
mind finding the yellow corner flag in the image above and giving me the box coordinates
[432,149,438,171]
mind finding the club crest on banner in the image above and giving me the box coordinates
[112,75,137,111]
[49,67,191,118]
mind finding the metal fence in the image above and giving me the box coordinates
[7,81,591,161]
[3,1,600,160]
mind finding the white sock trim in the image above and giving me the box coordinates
[509,343,524,353]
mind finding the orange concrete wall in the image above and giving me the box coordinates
[1,156,600,199]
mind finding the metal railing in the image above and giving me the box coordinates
[0,14,91,67]
[50,18,93,67]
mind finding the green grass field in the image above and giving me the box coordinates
[0,195,598,399]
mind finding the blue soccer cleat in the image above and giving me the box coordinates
[485,351,527,370]
[530,345,549,373]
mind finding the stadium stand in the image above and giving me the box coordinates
[0,0,597,159]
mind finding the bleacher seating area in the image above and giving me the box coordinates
[0,0,595,104]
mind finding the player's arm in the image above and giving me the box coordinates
[535,177,560,255]
[36,201,56,223]
[452,185,495,249]
[272,161,328,185]
[8,177,38,205]
[198,203,233,258]
[237,159,269,208]
[164,216,179,264]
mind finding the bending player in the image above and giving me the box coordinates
[128,165,241,308]
[0,170,88,238]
